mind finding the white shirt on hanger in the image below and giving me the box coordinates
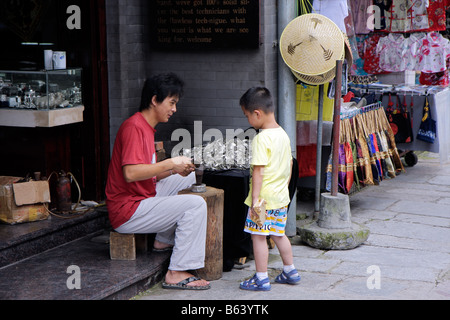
[419,32,450,73]
[405,32,426,70]
[312,0,349,32]
[376,33,409,72]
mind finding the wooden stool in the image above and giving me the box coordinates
[178,186,224,281]
[109,232,149,261]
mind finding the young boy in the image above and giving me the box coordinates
[239,87,301,291]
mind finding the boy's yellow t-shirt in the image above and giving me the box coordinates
[244,127,292,210]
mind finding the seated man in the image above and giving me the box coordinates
[105,73,210,290]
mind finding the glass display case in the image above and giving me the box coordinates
[0,68,82,110]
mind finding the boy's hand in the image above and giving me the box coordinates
[251,199,267,227]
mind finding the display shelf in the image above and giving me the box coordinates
[0,105,84,128]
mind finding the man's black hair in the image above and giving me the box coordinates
[140,73,184,111]
[239,87,274,113]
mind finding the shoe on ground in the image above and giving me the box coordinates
[239,274,271,291]
[275,269,301,285]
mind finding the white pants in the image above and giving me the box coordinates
[115,173,207,271]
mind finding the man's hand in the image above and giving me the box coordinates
[171,156,195,177]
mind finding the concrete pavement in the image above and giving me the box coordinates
[136,151,450,301]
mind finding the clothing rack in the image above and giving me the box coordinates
[326,99,405,195]
[348,83,435,96]
[340,101,383,120]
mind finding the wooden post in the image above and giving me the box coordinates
[331,60,343,197]
[178,186,224,281]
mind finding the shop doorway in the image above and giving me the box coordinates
[0,0,109,202]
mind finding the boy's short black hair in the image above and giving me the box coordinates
[239,87,274,113]
[140,73,184,111]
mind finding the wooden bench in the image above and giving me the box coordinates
[109,232,150,261]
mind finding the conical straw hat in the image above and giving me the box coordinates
[343,33,353,70]
[291,51,345,85]
[280,13,345,76]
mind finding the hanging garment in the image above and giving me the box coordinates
[446,1,450,33]
[312,0,349,32]
[327,102,404,194]
[351,0,374,34]
[385,0,410,32]
[419,32,450,73]
[376,107,405,173]
[351,118,367,187]
[385,0,430,32]
[355,120,375,186]
[297,145,317,178]
[407,0,430,31]
[363,34,391,74]
[377,33,409,72]
[369,106,396,179]
[425,0,447,31]
[373,0,394,30]
[405,32,427,70]
[341,119,355,193]
[419,70,450,85]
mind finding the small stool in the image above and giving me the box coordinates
[109,232,149,260]
[178,186,224,281]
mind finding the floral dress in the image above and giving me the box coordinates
[377,33,409,71]
[405,32,427,70]
[363,34,390,74]
[419,31,450,73]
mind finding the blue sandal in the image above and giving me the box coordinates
[275,269,301,285]
[239,274,271,291]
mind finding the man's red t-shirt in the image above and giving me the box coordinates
[105,112,157,229]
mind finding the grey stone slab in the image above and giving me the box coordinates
[331,276,438,300]
[428,175,450,186]
[366,219,450,244]
[349,195,398,211]
[331,261,439,282]
[366,233,450,254]
[393,212,450,228]
[323,245,450,270]
[389,200,450,218]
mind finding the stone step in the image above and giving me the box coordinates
[0,207,109,268]
[0,232,170,300]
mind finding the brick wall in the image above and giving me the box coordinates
[106,0,278,155]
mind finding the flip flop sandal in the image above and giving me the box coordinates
[162,276,210,290]
[275,269,301,285]
[239,274,271,291]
